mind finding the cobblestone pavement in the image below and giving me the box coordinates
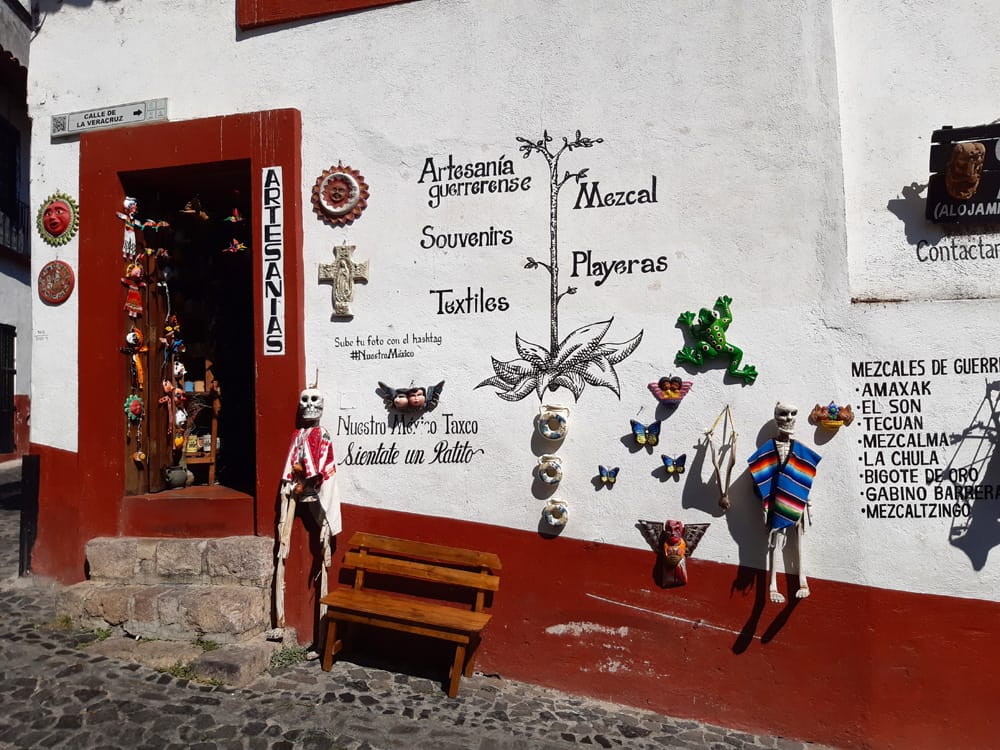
[0,474,836,749]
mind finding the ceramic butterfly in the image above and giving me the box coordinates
[630,419,661,446]
[599,465,620,485]
[661,453,687,474]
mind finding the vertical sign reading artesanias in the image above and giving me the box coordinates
[262,166,285,355]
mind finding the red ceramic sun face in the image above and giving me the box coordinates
[43,200,72,236]
[37,192,79,246]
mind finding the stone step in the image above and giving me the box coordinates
[58,581,270,643]
[85,536,273,587]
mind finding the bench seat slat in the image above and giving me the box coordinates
[322,589,491,633]
[350,532,502,571]
[343,551,501,592]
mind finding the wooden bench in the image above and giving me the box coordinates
[319,532,502,697]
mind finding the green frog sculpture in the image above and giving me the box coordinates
[675,295,757,385]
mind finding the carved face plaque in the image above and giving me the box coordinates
[312,164,369,227]
[36,192,80,246]
[945,142,986,200]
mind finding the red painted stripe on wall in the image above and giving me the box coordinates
[335,503,1000,750]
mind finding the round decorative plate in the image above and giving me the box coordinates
[37,259,75,304]
[311,163,369,227]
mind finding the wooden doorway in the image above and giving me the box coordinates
[73,109,305,538]
[120,161,256,496]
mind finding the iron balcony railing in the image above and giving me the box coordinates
[0,200,29,256]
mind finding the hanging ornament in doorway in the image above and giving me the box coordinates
[120,327,148,391]
[36,192,80,246]
[311,163,369,227]
[122,261,146,319]
[116,196,140,259]
[124,393,146,464]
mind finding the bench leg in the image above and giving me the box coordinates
[321,616,341,672]
[463,634,480,678]
[448,643,467,698]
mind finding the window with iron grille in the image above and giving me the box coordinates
[0,117,27,256]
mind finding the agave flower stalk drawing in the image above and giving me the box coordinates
[478,131,643,401]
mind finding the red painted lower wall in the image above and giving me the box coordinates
[332,503,999,750]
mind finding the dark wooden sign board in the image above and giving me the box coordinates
[925,124,1000,224]
[926,123,1000,224]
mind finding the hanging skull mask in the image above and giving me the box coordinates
[299,388,324,425]
[774,401,798,435]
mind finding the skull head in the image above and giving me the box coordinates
[774,401,798,435]
[298,388,324,424]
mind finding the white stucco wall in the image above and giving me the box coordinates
[26,0,1000,602]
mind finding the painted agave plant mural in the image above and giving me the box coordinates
[477,130,643,402]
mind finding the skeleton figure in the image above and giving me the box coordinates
[747,402,822,604]
[274,386,341,630]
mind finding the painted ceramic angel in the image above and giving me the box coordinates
[377,381,445,412]
[637,519,710,587]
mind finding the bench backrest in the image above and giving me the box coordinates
[345,532,501,612]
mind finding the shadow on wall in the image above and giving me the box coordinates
[886,181,946,247]
[946,381,1000,570]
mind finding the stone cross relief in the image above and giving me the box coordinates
[319,244,369,317]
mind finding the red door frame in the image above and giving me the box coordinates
[32,110,305,597]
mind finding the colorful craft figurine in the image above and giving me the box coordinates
[809,401,854,430]
[538,404,570,440]
[36,191,79,246]
[121,262,146,319]
[648,376,693,406]
[598,465,619,486]
[275,384,341,631]
[637,519,710,587]
[537,454,563,485]
[675,295,757,385]
[116,197,140,259]
[120,327,147,391]
[141,220,171,258]
[630,419,661,447]
[123,393,145,464]
[312,163,369,227]
[542,499,569,527]
[224,238,247,253]
[661,454,687,476]
[747,402,822,604]
[377,381,445,412]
